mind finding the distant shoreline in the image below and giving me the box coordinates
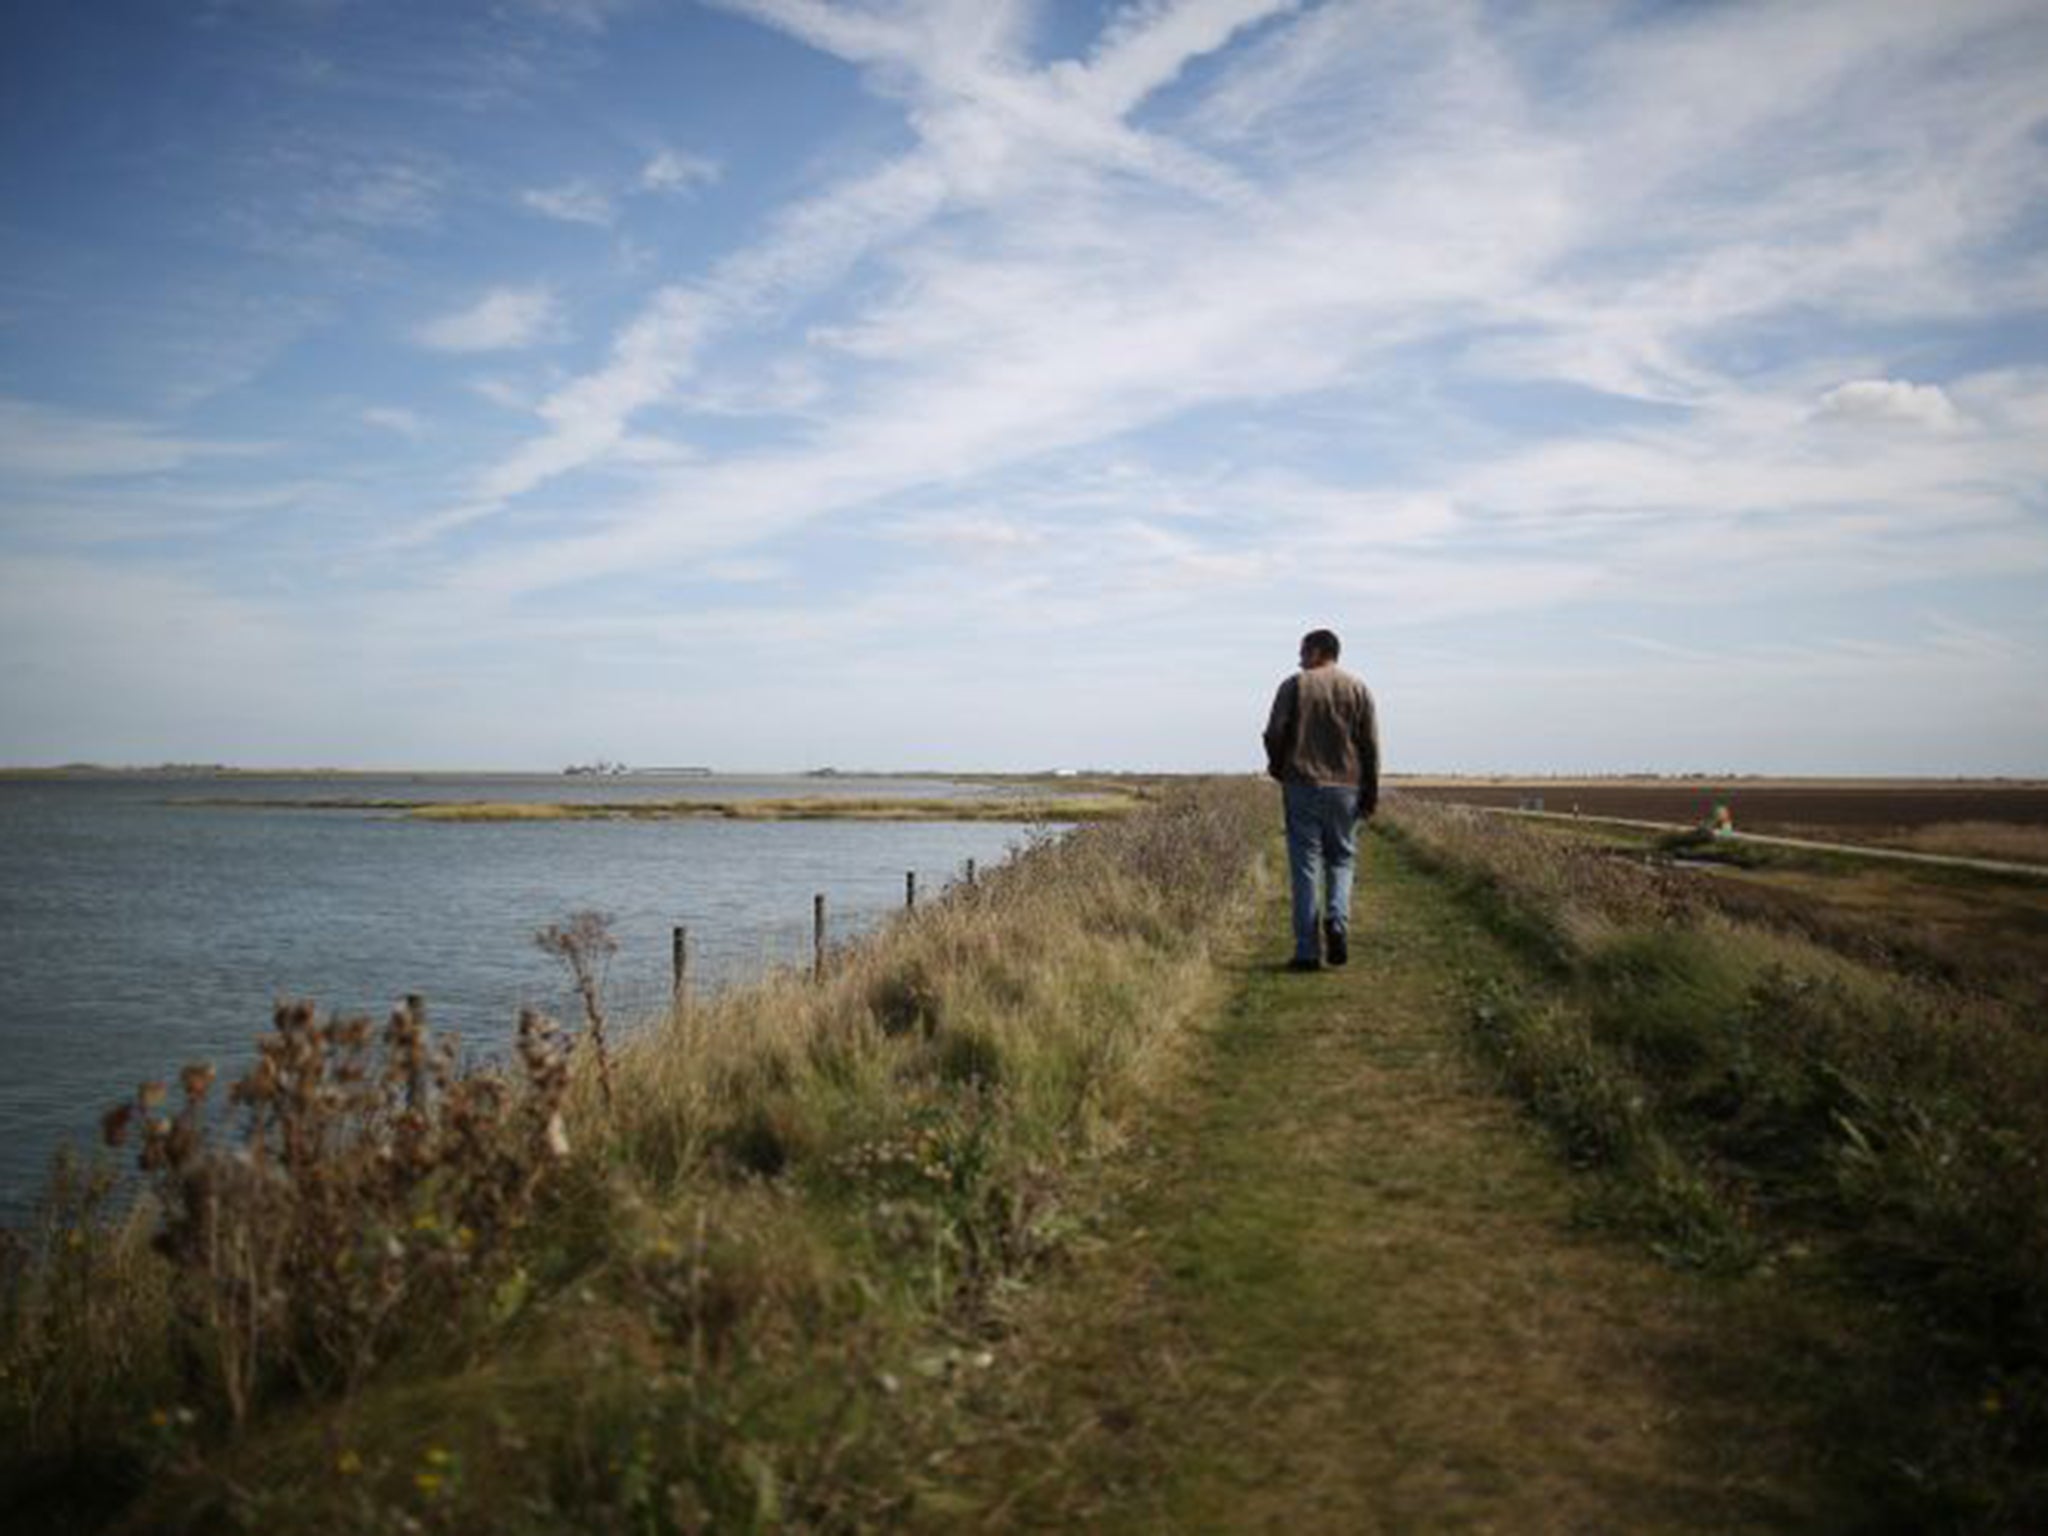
[0,766,1164,784]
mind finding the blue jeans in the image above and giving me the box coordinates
[1283,782,1360,962]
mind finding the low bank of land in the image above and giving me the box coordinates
[403,793,1141,823]
[172,779,1157,823]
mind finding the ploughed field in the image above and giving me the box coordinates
[1393,778,2048,865]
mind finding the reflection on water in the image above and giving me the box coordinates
[0,775,1046,1221]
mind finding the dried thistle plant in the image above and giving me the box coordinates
[100,998,575,1426]
[536,910,619,1115]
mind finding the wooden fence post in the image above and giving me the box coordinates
[965,857,977,888]
[906,870,917,910]
[813,893,827,979]
[402,994,427,1109]
[672,925,689,1003]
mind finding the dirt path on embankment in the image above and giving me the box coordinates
[924,832,1834,1532]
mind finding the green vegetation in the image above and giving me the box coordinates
[1383,796,2048,1527]
[0,780,1266,1533]
[1653,825,1783,869]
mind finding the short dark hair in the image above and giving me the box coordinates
[1300,628,1341,660]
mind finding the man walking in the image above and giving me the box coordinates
[1263,629,1380,971]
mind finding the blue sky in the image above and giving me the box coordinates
[2,0,2045,774]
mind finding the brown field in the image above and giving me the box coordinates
[1392,778,2048,853]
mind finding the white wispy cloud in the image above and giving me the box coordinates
[641,147,720,194]
[520,0,641,32]
[361,406,426,437]
[431,0,1295,545]
[0,399,247,480]
[519,180,615,226]
[313,159,444,230]
[414,286,560,353]
[1815,378,1960,429]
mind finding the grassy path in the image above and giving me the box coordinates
[928,830,1823,1531]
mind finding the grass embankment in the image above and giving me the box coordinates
[1382,797,2048,1528]
[0,780,1266,1533]
[917,827,1825,1531]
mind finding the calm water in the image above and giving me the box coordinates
[0,774,1045,1221]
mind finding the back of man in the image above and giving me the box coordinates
[1263,630,1379,971]
[1265,663,1378,798]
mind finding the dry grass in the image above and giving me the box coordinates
[408,801,580,821]
[1878,819,2048,865]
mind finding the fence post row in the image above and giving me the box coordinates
[666,861,981,994]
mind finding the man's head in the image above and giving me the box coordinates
[1299,628,1341,668]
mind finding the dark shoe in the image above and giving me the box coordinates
[1286,956,1322,973]
[1324,924,1349,966]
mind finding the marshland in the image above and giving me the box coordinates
[7,777,2048,1530]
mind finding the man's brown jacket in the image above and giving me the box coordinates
[1263,665,1379,813]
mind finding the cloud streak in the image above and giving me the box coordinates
[0,399,252,481]
[439,0,2042,597]
[414,286,560,352]
[520,181,615,227]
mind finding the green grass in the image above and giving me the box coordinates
[912,828,1841,1531]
